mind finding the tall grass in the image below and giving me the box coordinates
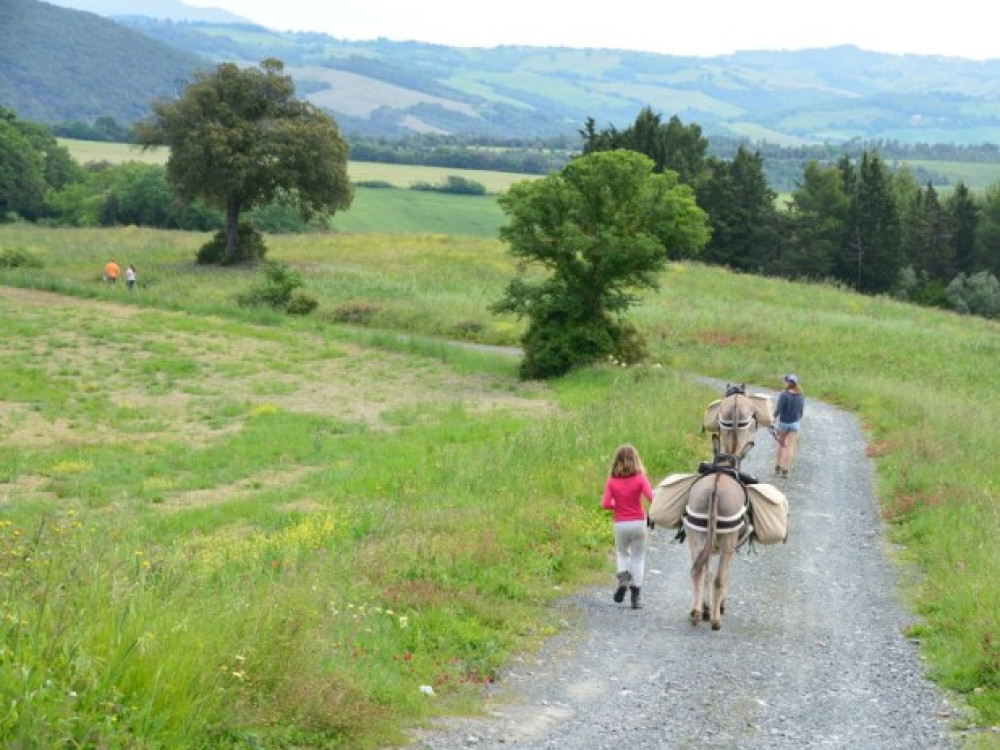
[1,223,999,745]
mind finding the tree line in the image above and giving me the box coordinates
[581,108,1000,318]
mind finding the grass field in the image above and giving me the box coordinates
[331,187,505,236]
[1,224,999,748]
[906,159,1000,192]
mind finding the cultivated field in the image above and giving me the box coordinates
[58,138,540,193]
[1,224,998,748]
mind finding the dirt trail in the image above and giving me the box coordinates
[409,389,960,749]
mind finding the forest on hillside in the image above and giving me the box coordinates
[0,0,204,124]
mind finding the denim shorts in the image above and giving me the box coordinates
[777,421,801,432]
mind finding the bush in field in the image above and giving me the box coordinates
[328,300,381,324]
[945,270,1000,318]
[893,265,949,308]
[198,223,267,266]
[354,180,394,189]
[410,176,487,195]
[286,291,319,316]
[0,248,43,268]
[236,260,306,312]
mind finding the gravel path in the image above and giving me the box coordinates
[407,387,960,749]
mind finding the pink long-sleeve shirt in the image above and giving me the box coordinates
[601,473,653,523]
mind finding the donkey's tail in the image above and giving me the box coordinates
[693,474,720,574]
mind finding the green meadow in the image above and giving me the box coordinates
[906,159,1000,192]
[1,224,999,749]
[331,188,505,236]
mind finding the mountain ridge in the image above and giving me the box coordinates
[5,0,1000,146]
[0,0,206,124]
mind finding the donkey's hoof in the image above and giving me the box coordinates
[701,606,711,622]
[711,621,722,631]
[689,610,701,627]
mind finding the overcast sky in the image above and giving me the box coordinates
[183,0,999,60]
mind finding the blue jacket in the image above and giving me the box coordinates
[775,391,804,424]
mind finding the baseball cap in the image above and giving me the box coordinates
[784,374,799,384]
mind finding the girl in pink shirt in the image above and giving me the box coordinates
[601,444,654,609]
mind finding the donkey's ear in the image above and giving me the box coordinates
[711,433,721,457]
[739,441,754,461]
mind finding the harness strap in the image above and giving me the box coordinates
[683,506,746,533]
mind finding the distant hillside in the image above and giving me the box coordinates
[44,0,252,24]
[114,21,1000,145]
[0,0,207,124]
[5,0,1000,148]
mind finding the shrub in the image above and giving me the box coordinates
[328,301,381,325]
[236,261,303,310]
[439,175,487,195]
[286,292,319,316]
[893,266,948,308]
[408,176,487,195]
[945,271,1000,318]
[0,248,43,269]
[197,223,268,265]
[354,180,394,189]
[454,320,485,337]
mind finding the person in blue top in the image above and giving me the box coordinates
[774,374,805,476]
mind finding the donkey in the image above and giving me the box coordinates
[716,383,758,457]
[685,440,752,631]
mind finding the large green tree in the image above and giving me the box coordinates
[0,106,80,221]
[783,160,849,279]
[902,182,953,282]
[838,151,902,293]
[976,184,1000,279]
[580,108,708,186]
[695,146,783,273]
[946,181,980,276]
[134,58,353,262]
[493,150,709,379]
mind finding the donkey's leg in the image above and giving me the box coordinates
[688,533,707,627]
[710,541,737,631]
[701,565,712,621]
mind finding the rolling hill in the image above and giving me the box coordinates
[0,0,207,124]
[5,0,1000,147]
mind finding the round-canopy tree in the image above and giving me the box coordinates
[493,149,710,379]
[134,58,353,263]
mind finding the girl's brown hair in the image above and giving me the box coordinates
[610,443,646,478]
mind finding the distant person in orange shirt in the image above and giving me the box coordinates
[104,259,120,285]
